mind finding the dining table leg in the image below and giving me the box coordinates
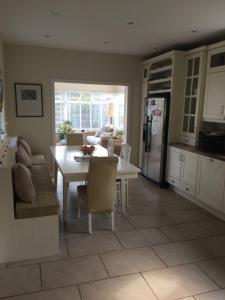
[63,179,69,222]
[121,178,127,215]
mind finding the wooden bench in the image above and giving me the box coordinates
[0,137,59,263]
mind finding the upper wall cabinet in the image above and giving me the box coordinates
[180,48,207,146]
[203,44,225,122]
[142,64,149,82]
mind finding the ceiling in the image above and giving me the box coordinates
[1,0,225,56]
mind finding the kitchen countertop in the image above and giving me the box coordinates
[170,143,225,162]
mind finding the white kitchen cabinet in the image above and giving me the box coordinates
[180,48,207,145]
[167,146,181,183]
[196,155,225,211]
[180,150,198,189]
[167,146,197,196]
[203,71,225,121]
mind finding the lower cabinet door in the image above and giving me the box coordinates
[196,155,225,211]
[167,146,181,183]
[180,150,198,188]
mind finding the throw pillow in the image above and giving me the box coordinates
[13,163,35,203]
[18,138,32,157]
[95,129,102,137]
[102,126,113,133]
[101,132,113,137]
[16,145,32,168]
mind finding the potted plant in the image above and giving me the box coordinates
[57,121,73,141]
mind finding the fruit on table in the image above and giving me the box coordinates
[81,145,95,155]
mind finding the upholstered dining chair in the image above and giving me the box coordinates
[107,138,115,156]
[77,156,119,234]
[66,133,83,146]
[116,144,131,210]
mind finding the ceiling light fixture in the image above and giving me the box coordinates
[103,41,109,45]
[51,10,58,15]
[128,21,134,25]
[191,30,198,33]
[44,34,51,38]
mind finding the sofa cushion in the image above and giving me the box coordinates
[13,163,35,203]
[16,145,32,168]
[15,165,59,219]
[18,138,32,157]
[86,135,101,145]
[31,154,46,165]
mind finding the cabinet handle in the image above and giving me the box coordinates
[185,187,189,191]
[209,158,214,162]
[171,180,174,183]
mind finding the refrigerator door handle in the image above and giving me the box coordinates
[147,120,152,152]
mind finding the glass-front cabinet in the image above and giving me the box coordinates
[180,49,206,146]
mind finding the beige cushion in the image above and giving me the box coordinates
[13,163,35,203]
[16,145,32,167]
[15,165,59,219]
[31,154,46,165]
[18,138,32,157]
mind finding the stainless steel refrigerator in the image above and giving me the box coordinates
[142,94,170,186]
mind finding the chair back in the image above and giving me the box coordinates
[87,157,119,213]
[120,144,131,162]
[107,138,115,156]
[66,133,83,146]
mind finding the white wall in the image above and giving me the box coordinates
[4,44,142,168]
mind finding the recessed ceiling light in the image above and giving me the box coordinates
[191,30,198,33]
[153,47,159,50]
[128,21,134,25]
[44,34,51,38]
[51,10,59,15]
[103,41,109,45]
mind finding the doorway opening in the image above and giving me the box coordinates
[53,81,128,145]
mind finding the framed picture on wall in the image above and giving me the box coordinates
[15,83,43,117]
[0,70,3,113]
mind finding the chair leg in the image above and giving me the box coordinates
[126,179,129,208]
[111,211,115,232]
[88,213,92,234]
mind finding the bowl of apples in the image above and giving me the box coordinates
[81,145,95,156]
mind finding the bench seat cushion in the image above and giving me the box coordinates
[31,154,46,165]
[15,165,59,219]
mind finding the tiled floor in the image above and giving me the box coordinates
[1,174,225,299]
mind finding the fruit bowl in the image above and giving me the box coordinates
[81,145,95,155]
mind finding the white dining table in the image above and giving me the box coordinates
[50,145,140,221]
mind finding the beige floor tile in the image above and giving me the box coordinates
[135,201,178,214]
[116,228,170,248]
[0,265,41,298]
[66,232,122,257]
[8,239,68,268]
[128,213,174,229]
[198,220,225,235]
[79,273,157,300]
[168,199,199,211]
[166,209,212,224]
[41,255,108,289]
[160,223,210,242]
[142,264,218,300]
[197,258,225,288]
[101,247,165,276]
[195,289,225,300]
[179,298,195,300]
[91,214,134,231]
[153,240,214,266]
[199,235,225,257]
[7,286,80,300]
